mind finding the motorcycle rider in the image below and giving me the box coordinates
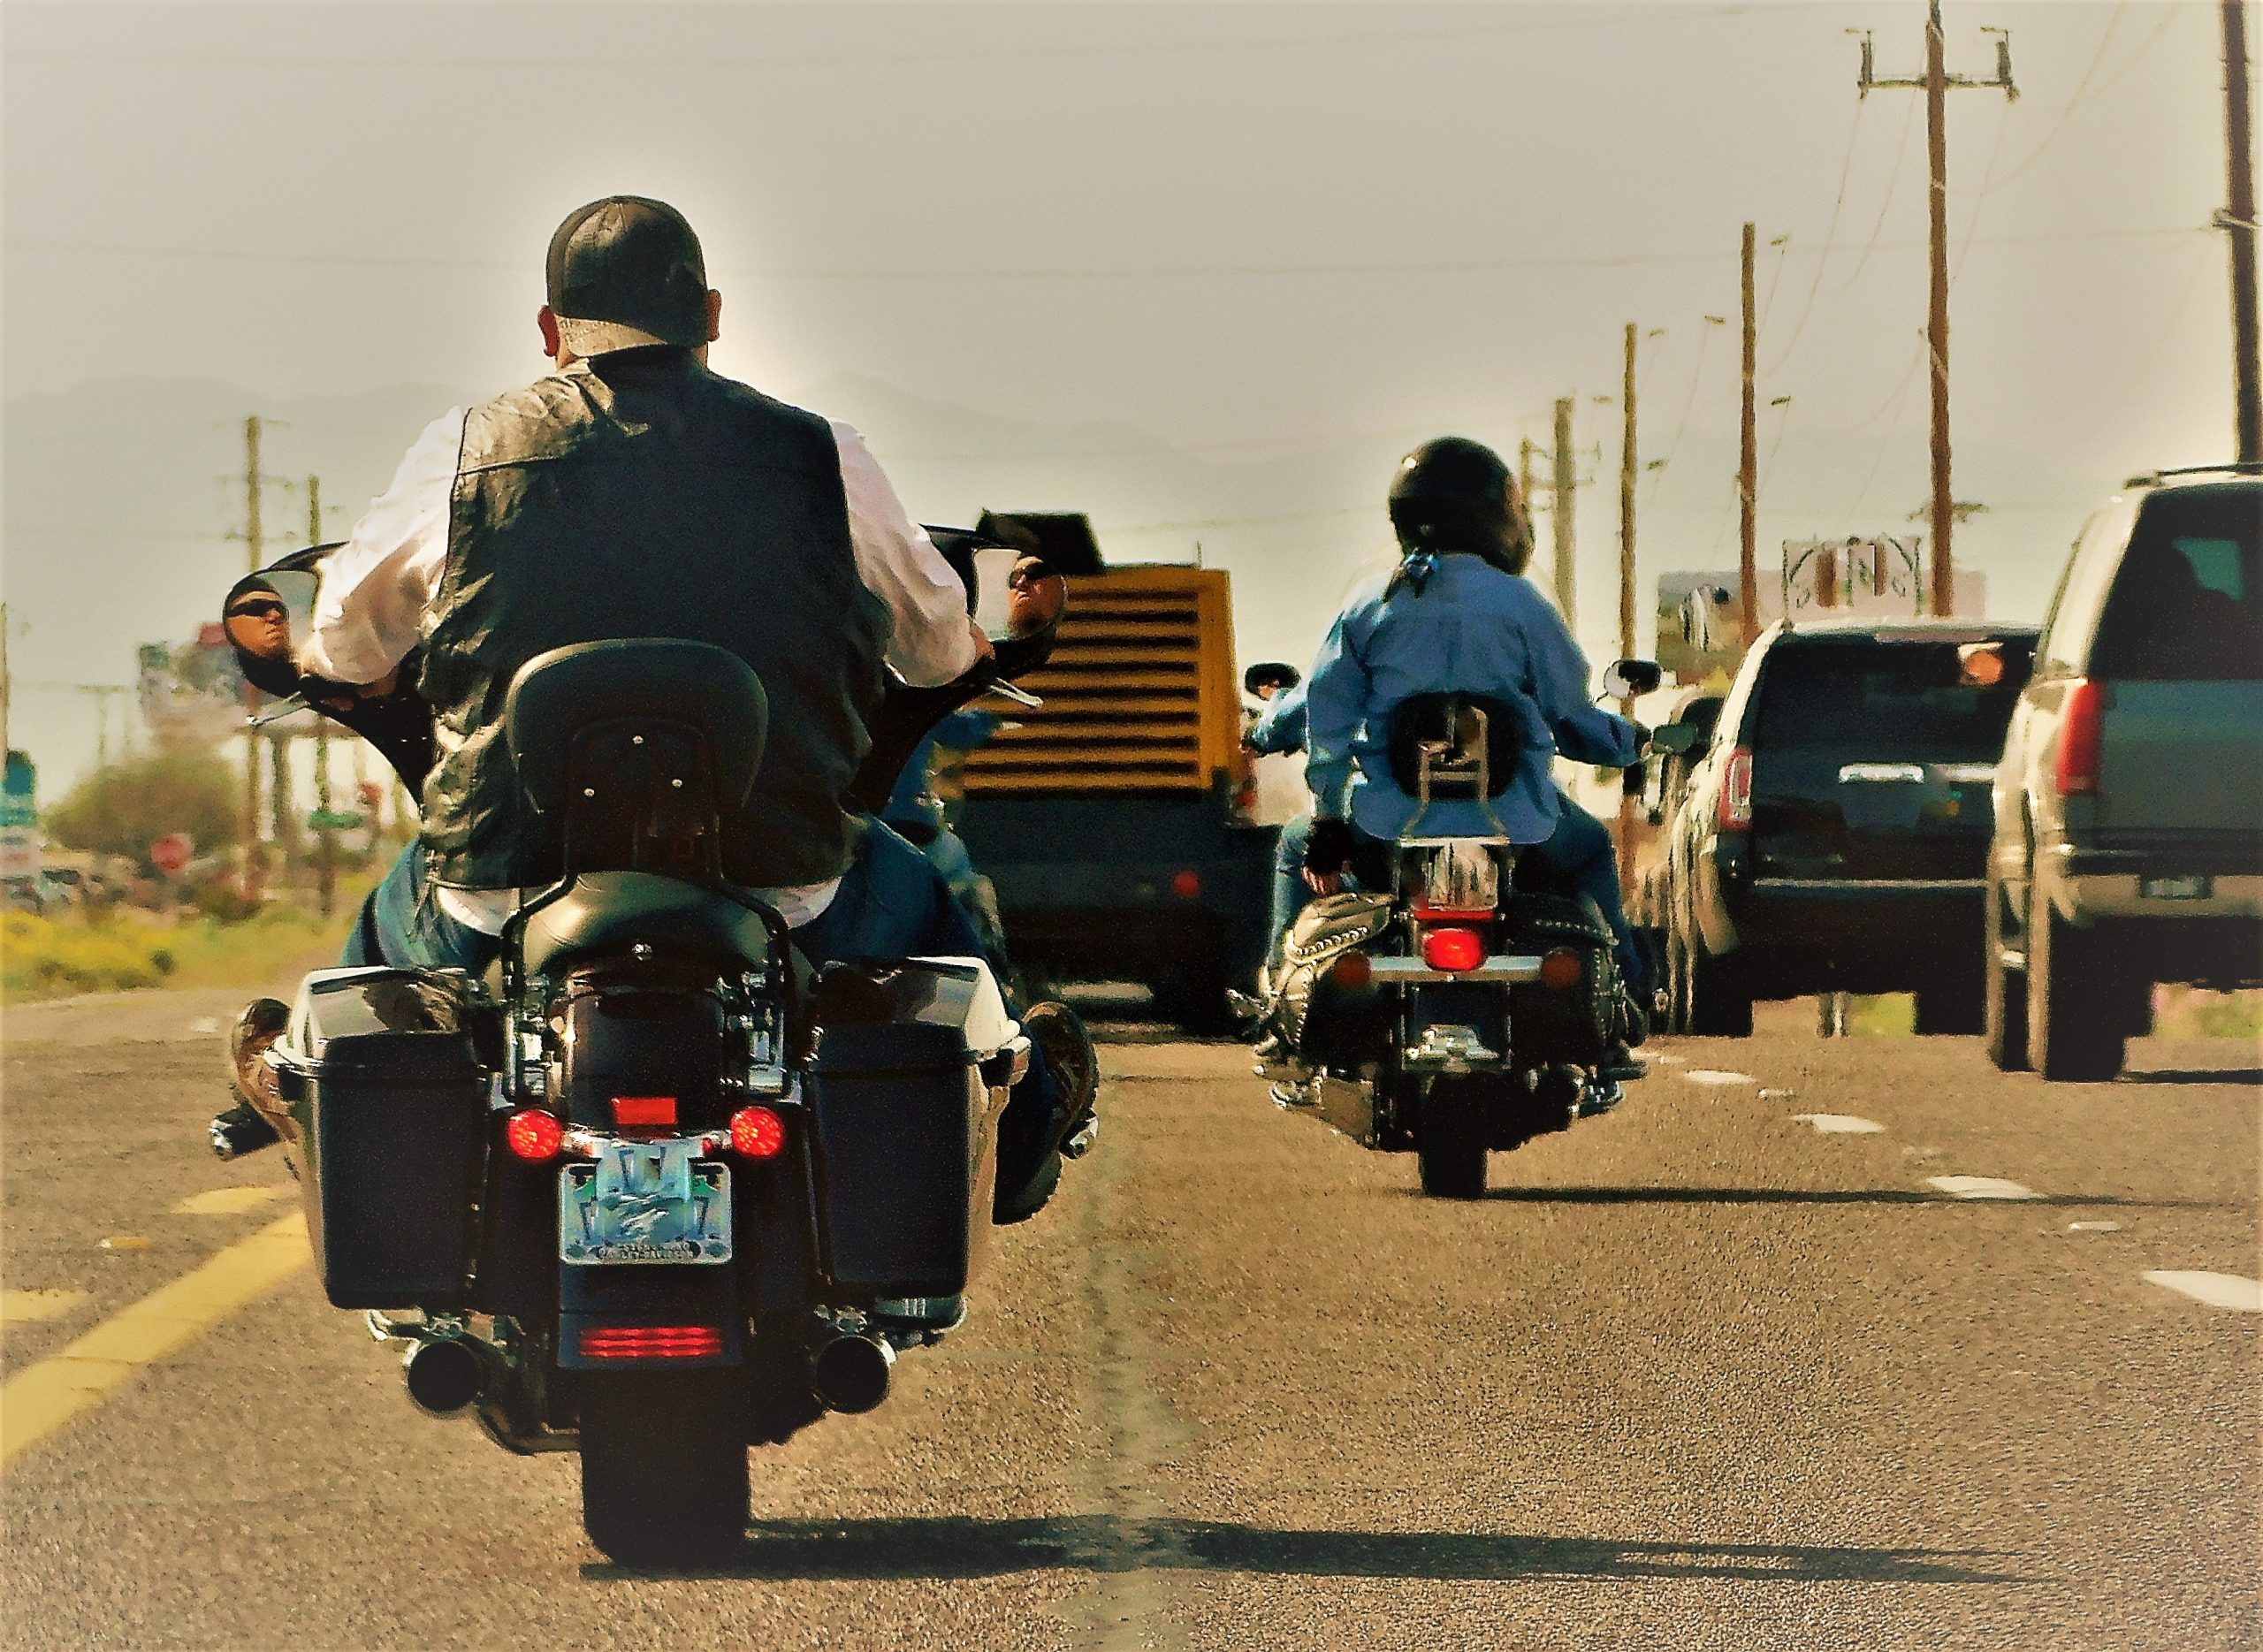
[1290,436,1650,1043]
[217,195,1094,1215]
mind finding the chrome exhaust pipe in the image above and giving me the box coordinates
[808,1333,894,1415]
[401,1334,487,1417]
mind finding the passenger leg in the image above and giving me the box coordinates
[1528,792,1644,997]
[1270,811,1315,955]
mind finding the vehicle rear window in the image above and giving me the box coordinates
[2089,489,2263,680]
[1749,638,2035,763]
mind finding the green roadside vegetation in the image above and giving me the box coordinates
[1,902,349,1001]
[1840,987,2259,1040]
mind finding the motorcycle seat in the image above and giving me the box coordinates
[519,872,778,977]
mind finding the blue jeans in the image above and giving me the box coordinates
[344,820,982,976]
[1269,794,1643,994]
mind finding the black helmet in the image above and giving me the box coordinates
[1388,436,1531,570]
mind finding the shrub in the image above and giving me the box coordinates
[46,751,243,873]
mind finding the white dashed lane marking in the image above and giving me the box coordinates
[2068,1220,2122,1233]
[1793,1113,1886,1134]
[1680,1069,1754,1086]
[1925,1176,2039,1201]
[2141,1271,2263,1313]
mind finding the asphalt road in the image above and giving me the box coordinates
[1,986,2256,1650]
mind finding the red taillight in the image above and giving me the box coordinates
[729,1105,787,1160]
[1170,869,1203,900]
[1328,951,1373,990]
[1420,925,1486,972]
[610,1095,677,1129]
[504,1108,563,1162]
[577,1324,724,1360]
[1718,745,1754,831]
[2055,679,2105,796]
[1538,948,1583,991]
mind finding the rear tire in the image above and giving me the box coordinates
[1415,1077,1489,1199]
[578,1369,751,1566]
[1914,980,1985,1036]
[1982,877,2029,1070]
[1683,934,1753,1037]
[2026,888,2126,1084]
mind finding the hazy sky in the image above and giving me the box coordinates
[2,0,2246,789]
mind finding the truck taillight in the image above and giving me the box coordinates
[2055,679,2105,796]
[1420,926,1486,972]
[1718,746,1754,831]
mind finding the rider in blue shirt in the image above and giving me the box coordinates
[1287,437,1649,1024]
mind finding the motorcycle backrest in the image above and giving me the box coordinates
[505,640,768,876]
[1387,693,1526,801]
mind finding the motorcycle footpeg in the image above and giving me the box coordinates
[1224,989,1267,1024]
[1061,1114,1100,1161]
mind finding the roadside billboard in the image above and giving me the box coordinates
[2,749,36,877]
[138,622,247,749]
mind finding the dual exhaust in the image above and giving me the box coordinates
[395,1325,895,1420]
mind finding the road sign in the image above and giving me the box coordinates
[149,834,194,874]
[306,809,365,832]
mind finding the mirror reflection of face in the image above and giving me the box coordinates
[225,591,293,662]
[1003,557,1066,637]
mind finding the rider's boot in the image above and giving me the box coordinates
[993,1001,1099,1224]
[210,997,293,1158]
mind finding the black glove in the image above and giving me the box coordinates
[1627,719,1653,751]
[1304,817,1356,879]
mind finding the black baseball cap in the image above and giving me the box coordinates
[545,195,710,355]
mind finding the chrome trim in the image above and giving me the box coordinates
[1940,763,2000,783]
[1368,954,1543,985]
[1749,877,1983,892]
[1402,1024,1503,1074]
[1839,762,1927,784]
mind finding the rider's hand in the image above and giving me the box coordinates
[1628,719,1653,750]
[1302,817,1355,895]
[968,618,996,664]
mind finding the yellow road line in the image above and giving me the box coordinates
[0,1290,92,1325]
[0,1212,310,1469]
[173,1185,288,1217]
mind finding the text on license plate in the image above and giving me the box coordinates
[560,1143,732,1266]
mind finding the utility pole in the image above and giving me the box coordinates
[1858,3,2016,616]
[2223,0,2260,462]
[235,415,268,895]
[1551,397,1578,625]
[1616,322,1642,888]
[1739,222,1759,646]
[1518,438,1539,549]
[309,476,337,916]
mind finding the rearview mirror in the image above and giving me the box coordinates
[222,565,320,699]
[1647,722,1703,756]
[1602,658,1664,700]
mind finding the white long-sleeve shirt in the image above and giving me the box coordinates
[303,394,979,932]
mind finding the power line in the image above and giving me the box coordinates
[1832,93,1921,297]
[1762,100,1868,377]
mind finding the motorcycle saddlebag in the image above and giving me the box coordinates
[1504,893,1617,1065]
[805,1016,987,1300]
[275,968,491,1310]
[1263,892,1393,1065]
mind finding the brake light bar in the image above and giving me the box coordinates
[1718,746,1754,831]
[577,1325,725,1360]
[2055,679,2105,796]
[610,1095,678,1129]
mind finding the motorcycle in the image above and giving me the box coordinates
[213,535,1063,1564]
[1246,659,1663,1199]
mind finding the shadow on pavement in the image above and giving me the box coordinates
[1449,1186,2223,1209]
[2122,1067,2263,1086]
[583,1515,2033,1585]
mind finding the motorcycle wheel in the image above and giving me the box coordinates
[1415,1076,1490,1199]
[578,1368,751,1565]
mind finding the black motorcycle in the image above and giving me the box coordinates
[1248,661,1661,1199]
[215,537,1062,1564]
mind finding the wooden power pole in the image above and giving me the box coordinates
[1518,438,1539,552]
[1551,397,1577,625]
[1738,222,1759,646]
[239,416,266,893]
[308,475,337,917]
[2224,0,2261,463]
[1857,2,2016,616]
[1619,323,1639,679]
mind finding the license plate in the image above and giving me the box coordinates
[2139,874,2212,901]
[560,1140,732,1266]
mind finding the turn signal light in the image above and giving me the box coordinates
[611,1095,677,1128]
[1539,948,1583,991]
[1718,745,1754,831]
[2055,679,2105,796]
[578,1324,724,1361]
[1328,951,1374,991]
[729,1105,787,1160]
[1420,926,1486,972]
[503,1108,564,1163]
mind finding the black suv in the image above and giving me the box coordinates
[1654,618,2038,1034]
